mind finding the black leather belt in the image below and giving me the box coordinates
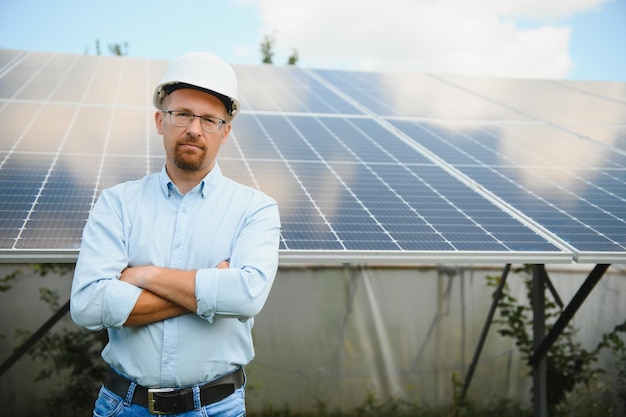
[105,367,244,414]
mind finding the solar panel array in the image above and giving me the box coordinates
[1,49,625,264]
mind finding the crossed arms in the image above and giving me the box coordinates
[120,261,229,326]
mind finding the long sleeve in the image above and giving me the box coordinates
[195,199,280,322]
[70,187,142,331]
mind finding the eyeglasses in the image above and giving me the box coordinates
[162,110,226,132]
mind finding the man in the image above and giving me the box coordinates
[70,52,280,416]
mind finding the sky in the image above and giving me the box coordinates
[0,0,624,81]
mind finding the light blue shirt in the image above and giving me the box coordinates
[70,163,280,388]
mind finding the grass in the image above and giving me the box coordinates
[249,395,533,417]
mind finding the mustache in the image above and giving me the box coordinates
[176,138,205,149]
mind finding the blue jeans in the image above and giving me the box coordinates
[92,383,246,417]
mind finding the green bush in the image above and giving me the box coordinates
[486,265,626,416]
[5,264,109,417]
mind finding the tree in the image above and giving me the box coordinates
[108,42,128,56]
[260,34,299,66]
[85,39,128,56]
[287,49,299,66]
[260,34,275,64]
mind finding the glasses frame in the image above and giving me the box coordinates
[162,110,227,133]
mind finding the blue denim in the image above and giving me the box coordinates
[92,383,246,417]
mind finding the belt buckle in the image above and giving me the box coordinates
[148,387,175,415]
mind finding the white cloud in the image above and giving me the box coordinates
[491,0,610,20]
[256,0,610,79]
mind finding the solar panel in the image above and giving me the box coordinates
[388,120,626,262]
[1,49,625,264]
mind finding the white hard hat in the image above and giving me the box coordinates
[153,52,240,120]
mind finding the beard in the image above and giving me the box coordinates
[173,143,206,171]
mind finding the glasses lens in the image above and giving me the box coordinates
[170,111,192,126]
[168,111,223,132]
[200,117,222,132]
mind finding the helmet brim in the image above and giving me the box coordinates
[154,82,240,120]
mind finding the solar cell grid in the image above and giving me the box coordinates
[96,156,153,190]
[0,49,23,69]
[236,65,363,114]
[313,69,532,120]
[51,57,98,103]
[557,80,626,104]
[397,129,626,261]
[2,50,625,263]
[311,70,402,117]
[437,74,626,125]
[116,58,151,106]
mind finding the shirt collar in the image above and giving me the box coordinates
[158,163,223,198]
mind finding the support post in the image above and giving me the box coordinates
[0,299,70,378]
[528,264,610,367]
[532,264,548,417]
[460,264,511,401]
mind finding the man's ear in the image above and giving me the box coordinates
[220,123,232,145]
[155,110,164,134]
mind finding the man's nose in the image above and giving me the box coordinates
[186,115,203,134]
